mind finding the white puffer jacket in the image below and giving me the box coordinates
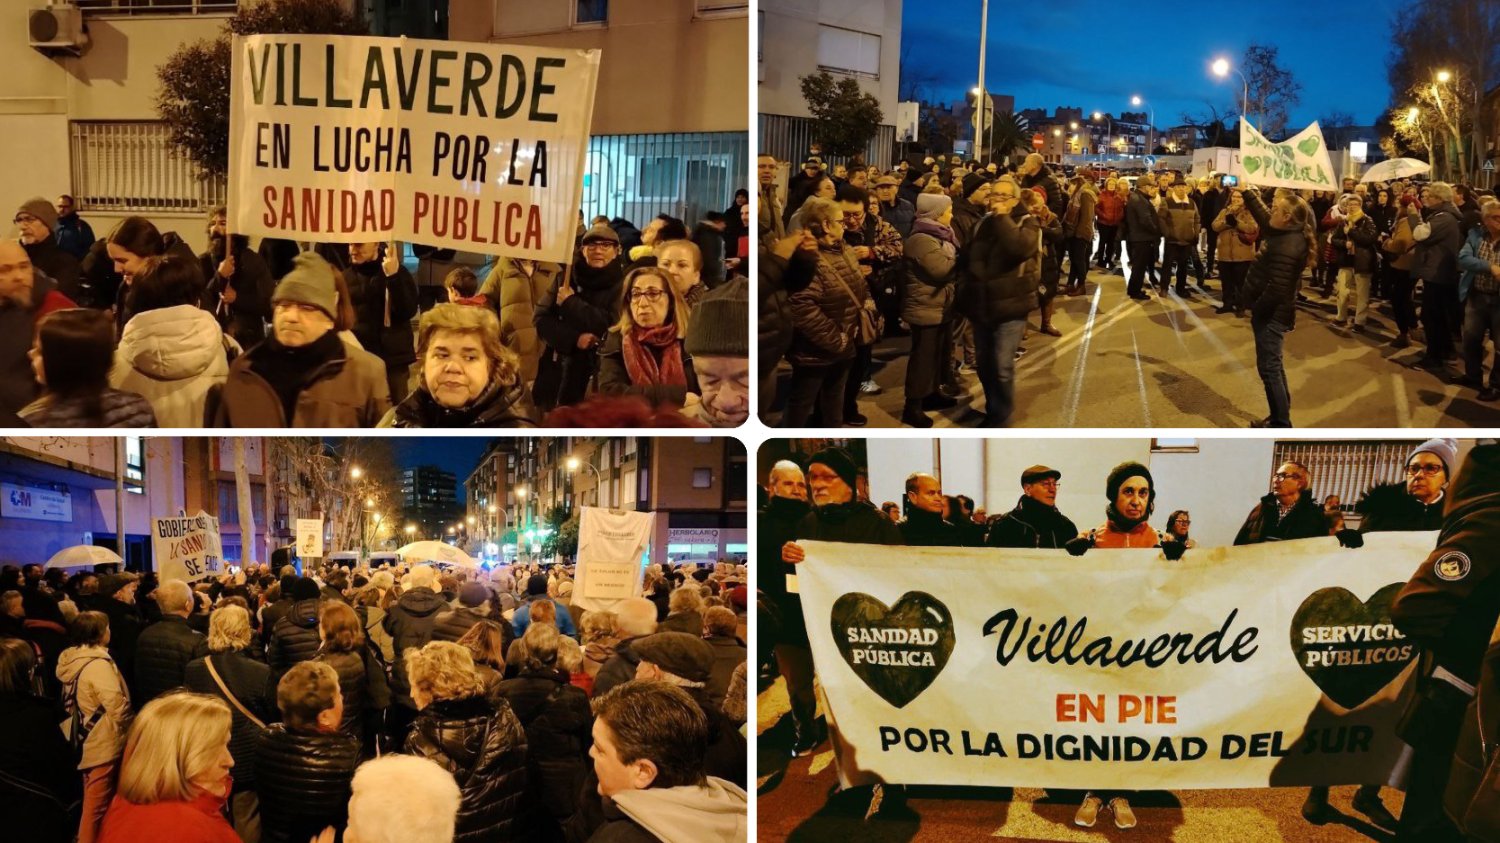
[110,305,239,428]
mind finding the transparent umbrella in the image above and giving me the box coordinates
[1360,158,1432,183]
[45,545,124,570]
[396,541,477,568]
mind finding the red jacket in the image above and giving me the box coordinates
[99,791,240,843]
[1095,190,1126,226]
[38,289,75,318]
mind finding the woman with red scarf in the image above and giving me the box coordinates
[598,267,698,408]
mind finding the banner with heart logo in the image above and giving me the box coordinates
[797,531,1435,792]
[1231,119,1338,192]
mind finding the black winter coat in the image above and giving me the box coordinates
[1330,214,1380,274]
[986,495,1080,549]
[316,648,390,742]
[533,258,624,409]
[255,725,360,843]
[758,496,812,643]
[597,331,699,407]
[406,695,529,843]
[592,637,645,700]
[757,247,816,376]
[345,260,420,368]
[1122,189,1163,243]
[184,652,274,791]
[1233,490,1331,545]
[384,379,539,428]
[496,670,593,832]
[134,615,209,705]
[1357,482,1446,534]
[689,686,748,789]
[899,508,965,546]
[269,598,322,676]
[1410,202,1463,286]
[384,588,449,707]
[0,693,81,843]
[24,240,81,304]
[432,605,498,645]
[260,598,293,650]
[1240,189,1310,328]
[960,209,1040,327]
[1022,167,1067,220]
[200,241,274,348]
[100,596,143,699]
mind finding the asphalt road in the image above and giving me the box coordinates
[765,260,1500,428]
[756,677,1403,843]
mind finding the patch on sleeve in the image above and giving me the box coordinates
[1434,550,1471,582]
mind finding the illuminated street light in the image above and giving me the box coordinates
[1131,95,1142,106]
[466,515,476,525]
[349,466,362,479]
[566,457,579,471]
[488,504,498,514]
[1092,111,1101,120]
[365,497,375,507]
[1211,58,1229,77]
[1053,128,1062,137]
[516,486,527,498]
[1407,107,1420,123]
[405,525,415,536]
[1437,69,1451,83]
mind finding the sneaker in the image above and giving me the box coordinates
[1074,794,1103,828]
[1109,797,1138,830]
[859,380,882,396]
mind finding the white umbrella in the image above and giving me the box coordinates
[396,541,477,568]
[1360,158,1431,183]
[45,545,123,570]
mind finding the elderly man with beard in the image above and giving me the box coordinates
[215,253,390,427]
[899,472,962,546]
[987,465,1079,549]
[378,304,538,428]
[200,207,273,349]
[780,448,901,759]
[533,224,624,411]
[0,239,74,415]
[1233,460,1340,546]
[14,198,81,301]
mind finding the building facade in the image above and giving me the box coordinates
[401,466,461,543]
[758,0,902,167]
[450,0,749,226]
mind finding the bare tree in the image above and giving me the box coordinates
[1318,110,1357,150]
[232,439,258,567]
[1242,44,1303,138]
[1387,0,1500,183]
[1181,101,1240,147]
[898,43,944,103]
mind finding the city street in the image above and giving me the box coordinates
[757,678,1402,843]
[843,263,1500,428]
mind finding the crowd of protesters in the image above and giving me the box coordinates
[1,555,748,843]
[3,196,750,429]
[759,150,1500,428]
[759,439,1499,841]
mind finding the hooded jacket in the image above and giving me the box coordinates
[480,258,562,383]
[379,377,539,428]
[383,587,449,706]
[269,598,322,675]
[111,305,235,428]
[255,725,360,843]
[986,494,1080,549]
[56,646,132,769]
[1233,490,1331,545]
[406,695,529,843]
[597,778,748,843]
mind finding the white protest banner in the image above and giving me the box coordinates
[798,532,1437,791]
[228,34,601,262]
[296,518,324,558]
[151,512,225,583]
[574,506,655,612]
[1232,119,1338,191]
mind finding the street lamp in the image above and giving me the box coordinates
[1211,57,1249,131]
[1131,95,1155,157]
[566,455,605,507]
[405,524,416,539]
[1437,69,1451,84]
[349,466,362,479]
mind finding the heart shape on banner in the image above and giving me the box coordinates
[831,591,955,709]
[1244,156,1262,174]
[1298,135,1322,156]
[1289,583,1415,711]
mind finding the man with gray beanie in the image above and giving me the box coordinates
[683,275,748,427]
[215,252,390,427]
[14,197,81,301]
[900,193,959,427]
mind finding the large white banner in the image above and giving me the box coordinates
[152,512,224,583]
[228,34,601,262]
[798,532,1438,791]
[574,506,655,612]
[1231,119,1338,192]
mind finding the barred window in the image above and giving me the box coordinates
[1271,440,1425,513]
[70,121,226,214]
[77,0,237,15]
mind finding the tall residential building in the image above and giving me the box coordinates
[449,0,749,225]
[758,0,903,166]
[401,466,461,541]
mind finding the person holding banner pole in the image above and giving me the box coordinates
[345,241,419,405]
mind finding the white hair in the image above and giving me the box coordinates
[769,460,804,483]
[404,565,438,592]
[616,596,659,638]
[345,755,461,843]
[1428,182,1455,203]
[153,579,193,615]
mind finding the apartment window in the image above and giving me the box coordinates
[71,122,226,214]
[1272,440,1423,513]
[817,24,880,79]
[637,156,681,201]
[124,436,145,494]
[696,0,747,17]
[1151,439,1199,453]
[77,0,237,14]
[575,0,607,26]
[692,468,713,489]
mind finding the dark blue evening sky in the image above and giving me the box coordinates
[387,437,489,495]
[902,0,1403,129]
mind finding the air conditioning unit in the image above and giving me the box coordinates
[29,3,89,57]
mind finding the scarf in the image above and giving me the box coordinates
[911,217,957,247]
[621,323,686,387]
[1105,503,1151,534]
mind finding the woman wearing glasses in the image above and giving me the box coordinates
[598,266,697,408]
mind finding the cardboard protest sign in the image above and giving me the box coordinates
[798,531,1436,791]
[1232,119,1338,191]
[228,34,601,262]
[151,512,224,583]
[296,518,324,558]
[574,506,655,612]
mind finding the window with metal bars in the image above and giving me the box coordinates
[77,0,238,15]
[1270,440,1426,513]
[70,121,226,214]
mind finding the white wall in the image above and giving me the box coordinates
[758,0,901,120]
[1151,439,1276,548]
[866,438,938,510]
[0,115,70,206]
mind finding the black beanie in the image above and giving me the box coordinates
[1105,461,1154,502]
[684,276,748,357]
[809,447,859,491]
[291,576,320,601]
[527,573,548,597]
[962,172,989,199]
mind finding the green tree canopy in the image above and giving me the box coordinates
[799,71,884,159]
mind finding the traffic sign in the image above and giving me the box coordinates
[1032,133,1044,150]
[1485,160,1495,172]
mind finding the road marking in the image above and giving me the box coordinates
[1393,373,1411,427]
[1061,286,1106,426]
[1132,329,1152,426]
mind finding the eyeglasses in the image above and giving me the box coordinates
[582,241,616,250]
[630,288,666,302]
[1272,472,1306,482]
[12,215,36,225]
[1404,464,1444,476]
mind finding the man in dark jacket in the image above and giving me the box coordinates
[987,465,1079,549]
[1391,441,1500,843]
[97,573,143,698]
[15,198,82,302]
[1197,179,1225,279]
[53,195,94,262]
[899,472,963,546]
[758,460,816,751]
[632,632,747,789]
[1240,188,1312,428]
[260,573,298,651]
[1409,182,1465,371]
[433,582,509,653]
[201,207,274,349]
[1233,461,1337,545]
[961,176,1039,427]
[134,579,210,704]
[1018,153,1066,220]
[382,565,449,743]
[257,661,360,843]
[1121,175,1163,300]
[951,173,990,249]
[345,241,419,404]
[269,577,323,679]
[875,175,916,238]
[702,606,746,713]
[593,596,659,699]
[757,221,817,418]
[533,225,624,411]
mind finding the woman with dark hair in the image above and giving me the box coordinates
[0,637,83,843]
[456,619,507,703]
[315,601,389,753]
[1163,510,1197,549]
[105,217,196,334]
[723,188,750,260]
[57,611,133,843]
[785,174,837,231]
[20,309,155,427]
[379,303,538,427]
[1240,188,1316,428]
[110,255,235,427]
[597,267,698,408]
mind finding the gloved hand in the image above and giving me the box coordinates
[1161,539,1187,561]
[1336,529,1364,549]
[1065,534,1094,557]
